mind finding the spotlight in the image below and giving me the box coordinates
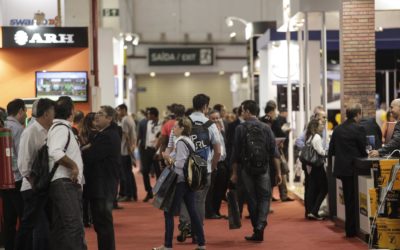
[150,72,156,77]
[184,72,191,77]
[229,32,237,38]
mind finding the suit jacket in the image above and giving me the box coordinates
[226,118,241,165]
[378,121,400,156]
[137,118,148,149]
[83,122,121,200]
[359,117,382,149]
[329,119,368,177]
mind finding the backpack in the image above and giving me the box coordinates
[188,117,213,161]
[241,122,269,175]
[30,123,71,192]
[179,139,208,191]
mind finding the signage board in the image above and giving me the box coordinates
[149,48,213,66]
[102,9,119,17]
[1,27,88,48]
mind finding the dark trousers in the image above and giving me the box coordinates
[15,189,49,250]
[205,170,217,217]
[82,185,91,225]
[164,182,205,248]
[90,199,115,250]
[213,162,229,215]
[140,147,160,194]
[119,155,137,199]
[48,179,87,250]
[237,167,248,217]
[303,166,310,217]
[241,169,271,230]
[2,180,23,250]
[306,166,328,215]
[339,176,356,236]
[278,175,289,200]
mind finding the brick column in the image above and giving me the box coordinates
[340,0,376,118]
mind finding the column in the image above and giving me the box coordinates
[340,0,376,118]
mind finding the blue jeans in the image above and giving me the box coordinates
[164,182,205,248]
[241,168,271,230]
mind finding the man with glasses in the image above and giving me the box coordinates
[82,106,121,250]
[3,99,26,250]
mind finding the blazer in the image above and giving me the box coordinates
[329,119,368,177]
[378,121,400,156]
[82,122,121,200]
[137,118,148,150]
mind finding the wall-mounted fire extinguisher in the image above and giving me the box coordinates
[0,128,15,189]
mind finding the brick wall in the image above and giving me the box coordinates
[340,0,376,118]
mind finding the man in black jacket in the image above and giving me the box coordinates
[329,103,367,237]
[82,106,121,250]
[370,98,400,157]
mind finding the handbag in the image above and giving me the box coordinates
[153,167,172,194]
[227,189,241,229]
[299,135,324,167]
[152,168,177,211]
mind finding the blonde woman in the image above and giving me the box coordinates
[154,117,206,250]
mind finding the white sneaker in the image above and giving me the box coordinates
[152,246,172,250]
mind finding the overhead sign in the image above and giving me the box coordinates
[149,48,213,66]
[1,27,88,48]
[102,9,119,17]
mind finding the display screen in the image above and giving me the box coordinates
[35,71,88,102]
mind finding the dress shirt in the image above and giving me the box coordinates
[4,116,24,181]
[145,120,161,148]
[47,119,84,184]
[18,121,47,191]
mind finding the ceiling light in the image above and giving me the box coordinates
[225,18,234,27]
[150,72,156,77]
[125,34,133,42]
[219,71,225,75]
[376,26,383,32]
[132,36,140,46]
[184,72,191,77]
[229,32,237,38]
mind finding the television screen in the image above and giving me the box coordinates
[35,71,88,102]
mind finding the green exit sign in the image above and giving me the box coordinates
[103,9,119,17]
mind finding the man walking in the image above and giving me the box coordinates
[231,100,281,242]
[16,98,55,250]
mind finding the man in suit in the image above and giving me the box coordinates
[329,103,367,237]
[82,106,121,250]
[370,98,400,157]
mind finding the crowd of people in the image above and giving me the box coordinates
[1,93,398,250]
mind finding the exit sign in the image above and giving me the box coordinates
[103,9,119,17]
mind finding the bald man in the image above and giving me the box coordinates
[369,99,400,157]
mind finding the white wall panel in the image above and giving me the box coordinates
[64,0,89,26]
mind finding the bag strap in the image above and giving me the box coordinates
[50,123,72,175]
[178,138,194,154]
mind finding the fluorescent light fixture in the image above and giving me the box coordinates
[150,72,156,77]
[184,72,191,77]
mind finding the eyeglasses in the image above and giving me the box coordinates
[95,111,106,117]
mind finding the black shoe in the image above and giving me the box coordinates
[271,197,279,202]
[113,204,124,210]
[206,214,222,219]
[281,197,295,202]
[307,213,324,221]
[143,193,154,202]
[244,230,263,242]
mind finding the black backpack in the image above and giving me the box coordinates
[179,139,208,191]
[241,122,269,175]
[188,117,213,161]
[30,123,71,192]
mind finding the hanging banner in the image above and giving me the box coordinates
[149,48,214,66]
[1,26,88,48]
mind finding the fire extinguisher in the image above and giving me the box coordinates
[0,128,15,189]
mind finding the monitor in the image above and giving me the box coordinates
[35,71,88,102]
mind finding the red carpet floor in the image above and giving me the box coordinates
[85,172,367,250]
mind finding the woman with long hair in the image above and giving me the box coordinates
[304,119,327,220]
[154,117,206,250]
[80,112,98,227]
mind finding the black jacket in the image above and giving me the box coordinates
[329,119,367,177]
[83,122,121,200]
[359,118,382,149]
[378,121,400,156]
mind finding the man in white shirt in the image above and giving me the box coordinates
[139,107,162,202]
[15,98,55,250]
[47,96,87,250]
